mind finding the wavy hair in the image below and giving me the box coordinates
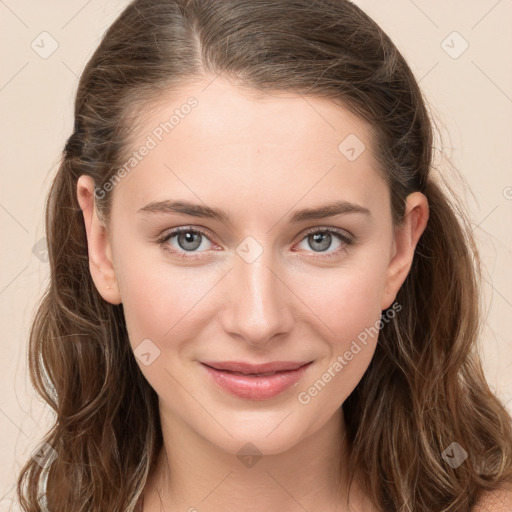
[17,0,512,510]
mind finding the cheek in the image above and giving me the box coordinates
[117,255,219,397]
[114,236,229,376]
[295,258,388,405]
[304,256,388,342]
[119,260,211,350]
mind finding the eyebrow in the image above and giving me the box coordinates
[137,199,371,224]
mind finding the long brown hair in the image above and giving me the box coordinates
[17,0,512,510]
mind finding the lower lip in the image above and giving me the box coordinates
[201,362,312,400]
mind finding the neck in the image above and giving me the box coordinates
[143,404,367,512]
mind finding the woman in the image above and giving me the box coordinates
[17,0,512,510]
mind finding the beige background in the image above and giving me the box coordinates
[1,0,511,507]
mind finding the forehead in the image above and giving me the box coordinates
[110,76,387,221]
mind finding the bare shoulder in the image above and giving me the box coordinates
[472,484,512,511]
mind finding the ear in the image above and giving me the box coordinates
[76,175,122,305]
[381,191,429,310]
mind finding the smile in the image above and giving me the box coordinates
[200,361,313,400]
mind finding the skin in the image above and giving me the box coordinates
[77,75,429,511]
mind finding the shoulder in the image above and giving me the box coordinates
[472,485,512,512]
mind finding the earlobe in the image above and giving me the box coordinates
[76,175,122,305]
[381,192,429,310]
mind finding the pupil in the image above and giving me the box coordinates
[179,231,201,251]
[310,233,330,252]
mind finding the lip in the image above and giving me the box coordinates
[200,360,313,400]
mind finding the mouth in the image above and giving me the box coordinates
[200,360,313,400]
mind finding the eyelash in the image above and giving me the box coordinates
[156,225,354,261]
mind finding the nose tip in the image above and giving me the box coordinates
[220,254,294,346]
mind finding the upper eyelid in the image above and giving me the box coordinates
[302,226,352,239]
[160,225,215,243]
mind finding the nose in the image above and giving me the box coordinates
[220,246,294,347]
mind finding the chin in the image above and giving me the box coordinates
[197,410,317,458]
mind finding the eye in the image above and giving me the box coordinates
[295,227,354,259]
[157,226,354,260]
[157,226,215,258]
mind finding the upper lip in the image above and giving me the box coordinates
[201,361,311,375]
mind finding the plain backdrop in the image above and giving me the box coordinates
[1,0,511,507]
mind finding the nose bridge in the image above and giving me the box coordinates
[221,239,293,345]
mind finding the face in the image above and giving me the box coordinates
[78,75,428,456]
